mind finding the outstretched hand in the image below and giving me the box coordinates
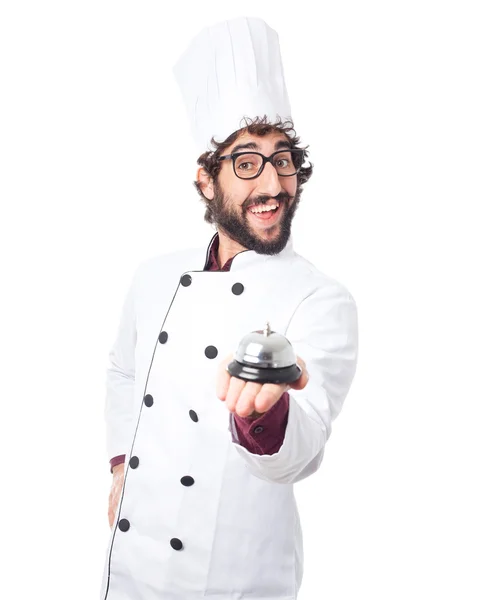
[216,353,309,418]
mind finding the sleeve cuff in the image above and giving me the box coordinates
[232,392,290,455]
[109,454,126,474]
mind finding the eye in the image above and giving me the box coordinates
[238,162,255,171]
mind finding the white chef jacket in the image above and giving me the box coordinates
[100,231,359,600]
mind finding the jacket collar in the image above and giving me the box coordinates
[202,230,295,272]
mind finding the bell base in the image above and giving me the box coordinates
[227,360,302,384]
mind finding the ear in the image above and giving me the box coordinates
[196,167,214,200]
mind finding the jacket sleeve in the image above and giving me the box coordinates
[104,265,142,466]
[229,282,359,484]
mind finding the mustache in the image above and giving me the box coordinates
[244,191,293,210]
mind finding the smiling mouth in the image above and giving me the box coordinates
[246,202,283,224]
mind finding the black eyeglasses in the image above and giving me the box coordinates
[218,148,306,180]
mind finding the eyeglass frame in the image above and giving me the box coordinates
[217,148,306,180]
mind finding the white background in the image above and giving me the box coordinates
[1,1,478,598]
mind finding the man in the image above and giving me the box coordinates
[100,17,358,600]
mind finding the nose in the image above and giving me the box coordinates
[256,161,282,197]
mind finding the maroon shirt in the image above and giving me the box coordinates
[109,235,289,473]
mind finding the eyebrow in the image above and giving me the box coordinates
[229,139,292,154]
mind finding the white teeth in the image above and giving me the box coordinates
[250,204,279,214]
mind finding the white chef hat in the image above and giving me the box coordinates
[173,16,293,154]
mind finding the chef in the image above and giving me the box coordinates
[100,16,359,600]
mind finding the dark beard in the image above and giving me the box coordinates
[207,185,302,255]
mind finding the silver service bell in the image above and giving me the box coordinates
[227,322,302,384]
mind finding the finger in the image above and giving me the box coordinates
[236,381,262,417]
[225,375,246,413]
[254,383,289,413]
[217,353,234,400]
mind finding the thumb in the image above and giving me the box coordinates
[289,357,309,390]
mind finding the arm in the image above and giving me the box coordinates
[104,265,142,470]
[230,283,359,484]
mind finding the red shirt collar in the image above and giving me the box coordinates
[205,233,234,272]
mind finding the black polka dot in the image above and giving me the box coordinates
[189,410,198,422]
[170,538,183,551]
[144,394,154,407]
[180,274,192,287]
[205,345,218,359]
[159,331,168,344]
[181,476,195,487]
[232,283,244,295]
[118,519,130,532]
[129,456,139,469]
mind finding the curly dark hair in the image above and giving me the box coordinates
[193,115,314,224]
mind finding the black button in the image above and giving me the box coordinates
[189,409,198,422]
[181,476,195,487]
[144,394,154,407]
[118,519,130,532]
[205,345,218,359]
[232,283,244,295]
[253,426,264,434]
[129,456,139,469]
[159,331,168,344]
[180,274,192,287]
[170,538,183,551]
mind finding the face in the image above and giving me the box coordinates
[200,131,302,255]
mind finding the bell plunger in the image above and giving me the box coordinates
[227,322,302,384]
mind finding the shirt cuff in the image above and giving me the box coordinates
[110,454,126,474]
[232,392,290,455]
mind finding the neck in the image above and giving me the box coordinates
[216,230,248,269]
